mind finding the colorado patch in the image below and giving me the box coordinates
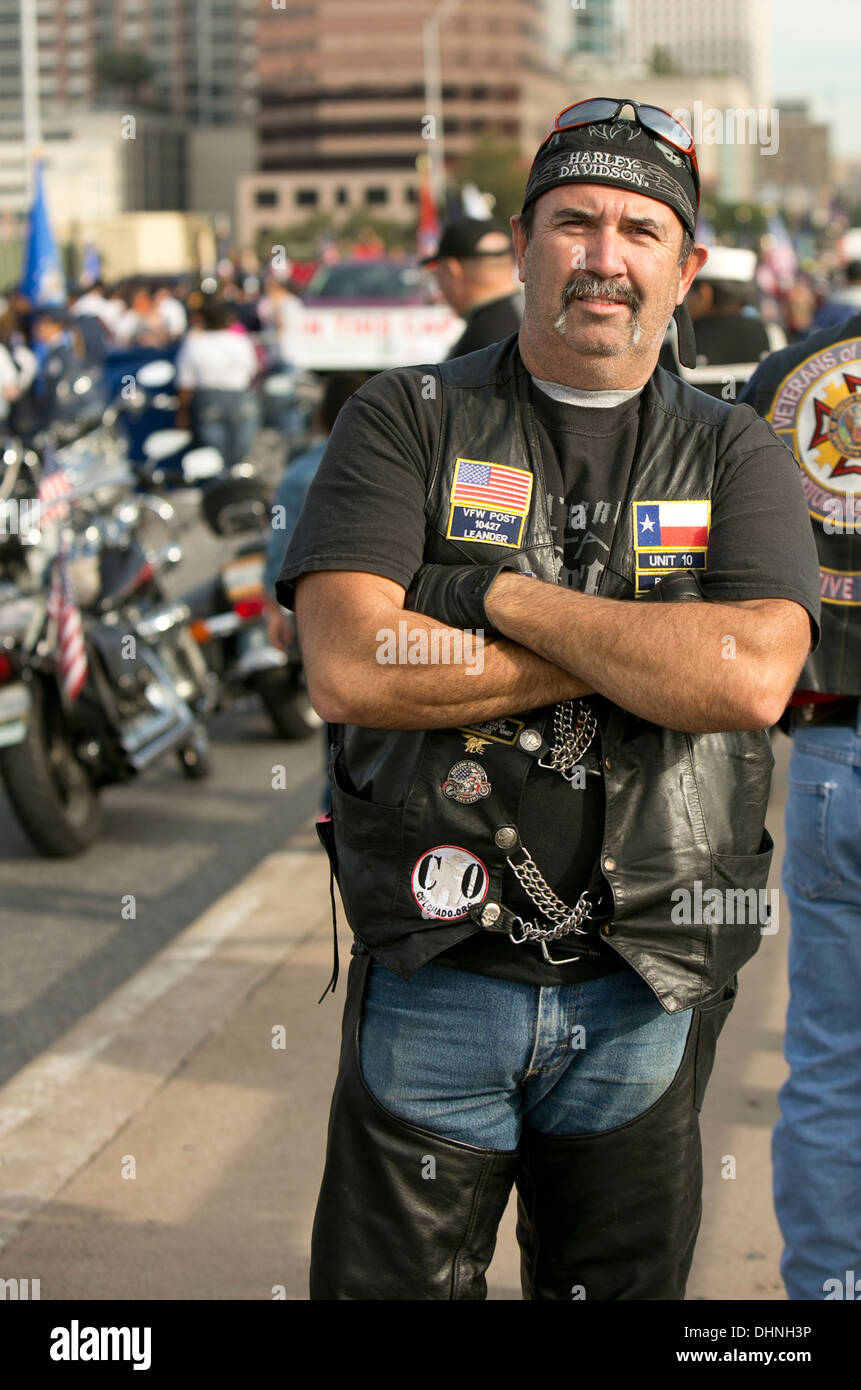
[446,457,533,547]
[633,499,710,593]
[410,844,489,920]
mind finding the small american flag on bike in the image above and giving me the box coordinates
[48,551,88,702]
[37,442,73,526]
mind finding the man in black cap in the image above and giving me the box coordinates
[279,99,820,1300]
[422,217,522,358]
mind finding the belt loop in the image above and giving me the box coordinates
[855,699,861,738]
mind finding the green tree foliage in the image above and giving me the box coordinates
[451,135,531,225]
[94,49,155,94]
[648,46,681,76]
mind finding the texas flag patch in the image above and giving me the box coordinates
[633,499,710,592]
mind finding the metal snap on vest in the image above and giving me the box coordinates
[604,756,612,771]
[481,902,501,927]
[519,728,542,752]
[603,856,616,873]
[494,826,518,850]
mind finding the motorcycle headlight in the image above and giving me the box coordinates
[0,594,40,641]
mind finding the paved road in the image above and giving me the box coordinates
[0,506,324,1087]
[0,734,798,1301]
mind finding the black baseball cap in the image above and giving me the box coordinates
[420,218,513,266]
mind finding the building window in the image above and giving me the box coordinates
[295,187,318,207]
[365,187,388,205]
[404,186,418,203]
[255,189,278,208]
[335,186,349,205]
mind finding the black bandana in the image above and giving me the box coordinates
[522,122,698,237]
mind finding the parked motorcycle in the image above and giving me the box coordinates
[141,430,322,740]
[0,426,213,857]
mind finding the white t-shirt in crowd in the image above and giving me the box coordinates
[0,342,19,421]
[157,296,188,338]
[175,329,259,391]
[72,292,118,332]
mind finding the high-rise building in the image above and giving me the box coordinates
[0,0,257,230]
[0,0,258,136]
[571,0,616,61]
[243,0,568,236]
[625,0,771,109]
[91,0,258,126]
[758,101,831,213]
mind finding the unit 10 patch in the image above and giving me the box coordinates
[633,498,710,592]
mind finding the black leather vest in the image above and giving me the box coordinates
[762,324,861,694]
[328,336,774,1013]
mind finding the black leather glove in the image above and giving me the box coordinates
[638,568,706,603]
[405,554,539,636]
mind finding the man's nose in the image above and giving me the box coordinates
[582,228,628,280]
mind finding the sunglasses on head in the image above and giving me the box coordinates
[536,97,700,208]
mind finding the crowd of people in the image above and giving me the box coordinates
[0,219,858,450]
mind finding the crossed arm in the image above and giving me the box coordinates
[295,567,812,734]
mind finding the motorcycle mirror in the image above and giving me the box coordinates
[142,429,193,462]
[136,359,176,390]
[182,447,224,482]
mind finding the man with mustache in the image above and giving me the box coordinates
[277,101,821,1300]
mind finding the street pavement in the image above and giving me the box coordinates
[0,509,323,1086]
[0,733,796,1300]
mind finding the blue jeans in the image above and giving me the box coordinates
[773,720,861,1300]
[360,959,693,1148]
[192,388,259,470]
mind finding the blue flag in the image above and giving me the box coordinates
[21,161,65,306]
[81,240,101,285]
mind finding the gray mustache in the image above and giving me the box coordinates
[562,275,641,312]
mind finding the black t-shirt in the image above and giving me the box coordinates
[278,363,821,985]
[447,293,522,360]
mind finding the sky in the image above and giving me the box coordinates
[770,0,861,161]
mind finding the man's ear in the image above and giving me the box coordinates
[677,243,709,305]
[511,215,528,285]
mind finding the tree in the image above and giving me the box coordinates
[648,46,681,77]
[94,49,154,96]
[451,135,531,227]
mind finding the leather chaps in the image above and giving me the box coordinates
[309,946,736,1300]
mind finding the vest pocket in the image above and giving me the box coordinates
[330,778,404,851]
[329,768,404,934]
[706,830,776,970]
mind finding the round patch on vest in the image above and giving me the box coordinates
[767,336,861,519]
[410,845,489,920]
[441,760,491,804]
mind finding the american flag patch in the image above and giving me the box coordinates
[451,459,533,513]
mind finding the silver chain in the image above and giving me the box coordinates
[538,699,597,780]
[505,843,593,943]
[497,700,598,947]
